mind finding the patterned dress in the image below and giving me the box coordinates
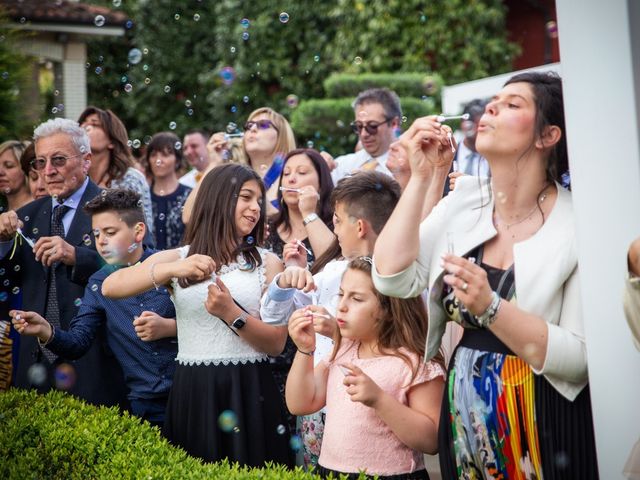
[150,183,191,250]
[439,247,598,480]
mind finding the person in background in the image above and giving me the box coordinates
[373,72,597,478]
[0,141,33,212]
[144,132,192,250]
[78,106,154,236]
[330,88,401,183]
[19,143,48,201]
[179,130,215,189]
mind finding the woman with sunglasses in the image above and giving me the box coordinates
[0,141,33,212]
[182,107,296,223]
[78,107,154,236]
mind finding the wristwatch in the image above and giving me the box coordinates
[303,212,319,226]
[230,312,248,332]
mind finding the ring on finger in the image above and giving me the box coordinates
[461,281,469,292]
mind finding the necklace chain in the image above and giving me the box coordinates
[494,192,548,230]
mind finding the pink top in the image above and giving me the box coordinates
[318,340,445,476]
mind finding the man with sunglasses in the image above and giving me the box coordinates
[0,118,128,409]
[331,88,401,184]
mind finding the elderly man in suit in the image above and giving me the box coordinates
[0,118,127,408]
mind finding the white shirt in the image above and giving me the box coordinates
[331,149,392,184]
[178,169,200,189]
[454,140,490,178]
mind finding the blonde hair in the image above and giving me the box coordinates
[245,107,296,160]
[227,138,249,165]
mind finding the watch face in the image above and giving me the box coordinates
[232,316,246,329]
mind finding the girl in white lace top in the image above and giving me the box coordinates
[102,163,292,466]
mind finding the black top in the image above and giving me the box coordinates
[151,183,191,250]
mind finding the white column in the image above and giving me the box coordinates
[556,0,640,478]
[62,41,87,121]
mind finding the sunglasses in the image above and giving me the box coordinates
[243,119,278,132]
[30,153,83,171]
[350,117,393,136]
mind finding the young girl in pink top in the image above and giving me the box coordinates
[286,257,445,479]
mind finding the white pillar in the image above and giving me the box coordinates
[62,41,87,121]
[556,0,640,478]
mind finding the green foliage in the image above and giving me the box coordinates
[291,97,438,155]
[0,16,31,141]
[323,72,443,98]
[0,389,344,479]
[83,0,517,154]
[326,0,520,84]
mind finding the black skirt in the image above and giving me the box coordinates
[163,359,294,467]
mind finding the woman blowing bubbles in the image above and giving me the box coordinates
[372,72,597,479]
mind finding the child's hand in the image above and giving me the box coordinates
[304,305,336,338]
[204,278,236,319]
[288,308,316,354]
[10,309,52,342]
[283,241,307,268]
[277,266,315,292]
[133,311,176,341]
[342,363,384,408]
[174,254,216,282]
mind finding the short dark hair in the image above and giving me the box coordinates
[183,129,210,143]
[353,88,402,120]
[463,98,488,123]
[84,189,146,227]
[144,131,184,177]
[331,171,401,234]
[19,142,36,177]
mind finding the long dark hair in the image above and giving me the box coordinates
[180,164,265,287]
[330,258,444,381]
[78,106,133,185]
[270,148,334,234]
[504,71,568,187]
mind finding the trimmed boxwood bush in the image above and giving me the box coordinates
[0,389,358,479]
[290,97,439,156]
[323,72,444,99]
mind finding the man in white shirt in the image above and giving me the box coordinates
[178,130,212,188]
[331,88,401,184]
[454,99,490,178]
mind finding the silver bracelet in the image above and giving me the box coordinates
[38,324,55,347]
[474,291,502,328]
[150,263,160,291]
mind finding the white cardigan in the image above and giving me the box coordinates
[372,176,587,401]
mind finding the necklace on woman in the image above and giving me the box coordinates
[494,191,549,231]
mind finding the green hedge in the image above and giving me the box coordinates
[323,72,444,99]
[0,389,353,479]
[290,97,439,156]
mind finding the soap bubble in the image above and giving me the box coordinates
[83,234,92,246]
[0,292,7,302]
[174,141,182,150]
[124,83,133,93]
[13,264,20,272]
[0,268,4,276]
[125,20,133,29]
[11,287,19,294]
[314,55,320,62]
[128,48,143,65]
[546,20,559,39]
[28,364,47,386]
[286,94,299,108]
[230,46,236,53]
[354,56,363,65]
[240,18,250,28]
[169,121,177,130]
[94,15,105,27]
[193,13,201,21]
[246,236,254,245]
[113,0,121,6]
[279,12,290,23]
[74,298,82,307]
[289,435,303,451]
[220,67,236,86]
[243,96,250,103]
[185,99,192,107]
[158,213,166,221]
[95,66,103,75]
[132,139,141,148]
[127,242,138,253]
[164,85,171,93]
[242,32,250,41]
[276,424,286,435]
[91,284,99,292]
[54,363,77,390]
[218,410,238,432]
[174,13,180,20]
[3,279,9,287]
[306,140,315,148]
[226,122,238,133]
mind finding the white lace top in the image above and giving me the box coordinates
[171,246,268,366]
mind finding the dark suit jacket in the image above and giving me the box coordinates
[4,180,128,408]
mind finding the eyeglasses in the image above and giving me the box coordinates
[30,153,83,171]
[350,117,393,136]
[243,119,279,132]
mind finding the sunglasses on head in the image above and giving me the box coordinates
[350,117,393,136]
[243,119,278,132]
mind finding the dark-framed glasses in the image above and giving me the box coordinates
[243,119,279,132]
[350,117,393,136]
[30,153,83,171]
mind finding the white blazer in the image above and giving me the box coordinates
[372,176,587,401]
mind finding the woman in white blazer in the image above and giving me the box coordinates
[373,72,598,479]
